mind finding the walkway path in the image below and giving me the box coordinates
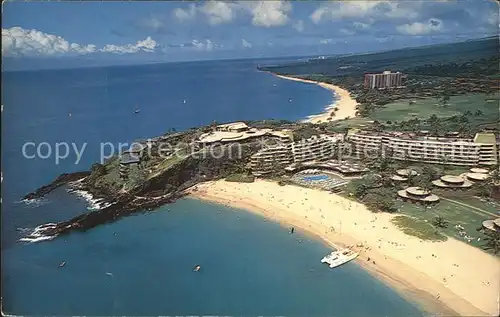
[440,197,498,218]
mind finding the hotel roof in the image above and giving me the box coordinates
[482,218,500,232]
[466,173,490,181]
[216,122,249,130]
[352,131,498,144]
[406,187,430,196]
[440,175,465,184]
[470,168,489,174]
[123,143,146,153]
[198,128,272,143]
[396,169,418,177]
[391,175,408,181]
[120,153,141,165]
[398,187,439,202]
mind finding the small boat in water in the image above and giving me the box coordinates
[321,249,358,268]
[134,108,140,114]
[183,99,187,104]
[193,265,201,272]
[59,261,66,268]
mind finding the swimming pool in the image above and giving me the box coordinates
[301,174,330,181]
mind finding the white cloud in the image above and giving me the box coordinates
[310,1,419,24]
[191,39,223,51]
[293,20,304,32]
[173,1,237,25]
[246,1,292,27]
[172,1,292,27]
[2,27,158,56]
[173,4,197,22]
[241,38,252,48]
[101,36,158,54]
[2,27,97,56]
[397,18,443,35]
[486,11,499,27]
[199,1,237,25]
[319,38,333,45]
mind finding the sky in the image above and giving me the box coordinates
[2,0,499,66]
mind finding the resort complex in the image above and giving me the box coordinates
[348,130,499,166]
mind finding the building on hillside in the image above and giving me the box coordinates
[119,153,141,180]
[249,145,293,176]
[215,122,249,132]
[250,134,340,175]
[196,122,294,147]
[364,71,404,89]
[347,130,499,166]
[292,135,338,163]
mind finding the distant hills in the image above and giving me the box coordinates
[259,36,499,77]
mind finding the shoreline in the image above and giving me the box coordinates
[273,74,358,123]
[187,179,500,317]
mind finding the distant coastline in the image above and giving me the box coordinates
[271,73,359,124]
[188,180,500,317]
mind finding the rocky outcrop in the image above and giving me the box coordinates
[22,171,91,200]
[26,140,263,238]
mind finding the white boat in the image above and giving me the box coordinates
[321,249,358,268]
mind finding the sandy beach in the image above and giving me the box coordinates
[188,179,500,316]
[275,74,358,124]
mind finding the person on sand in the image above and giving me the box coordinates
[290,227,295,234]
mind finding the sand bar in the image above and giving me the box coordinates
[188,179,500,316]
[274,74,358,123]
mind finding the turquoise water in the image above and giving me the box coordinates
[3,199,423,316]
[302,174,330,181]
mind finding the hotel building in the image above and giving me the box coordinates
[196,122,294,147]
[348,130,498,166]
[250,135,340,175]
[364,71,404,89]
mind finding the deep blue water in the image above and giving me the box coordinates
[2,59,423,316]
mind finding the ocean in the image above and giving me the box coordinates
[1,59,423,316]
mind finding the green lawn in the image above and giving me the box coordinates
[326,117,372,132]
[371,93,499,124]
[434,191,500,216]
[391,215,447,242]
[395,199,492,248]
[327,93,499,131]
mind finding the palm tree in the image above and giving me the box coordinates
[432,216,449,228]
[482,230,500,255]
[474,109,484,116]
[441,94,450,107]
[427,115,441,136]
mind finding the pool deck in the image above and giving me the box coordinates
[291,171,349,190]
